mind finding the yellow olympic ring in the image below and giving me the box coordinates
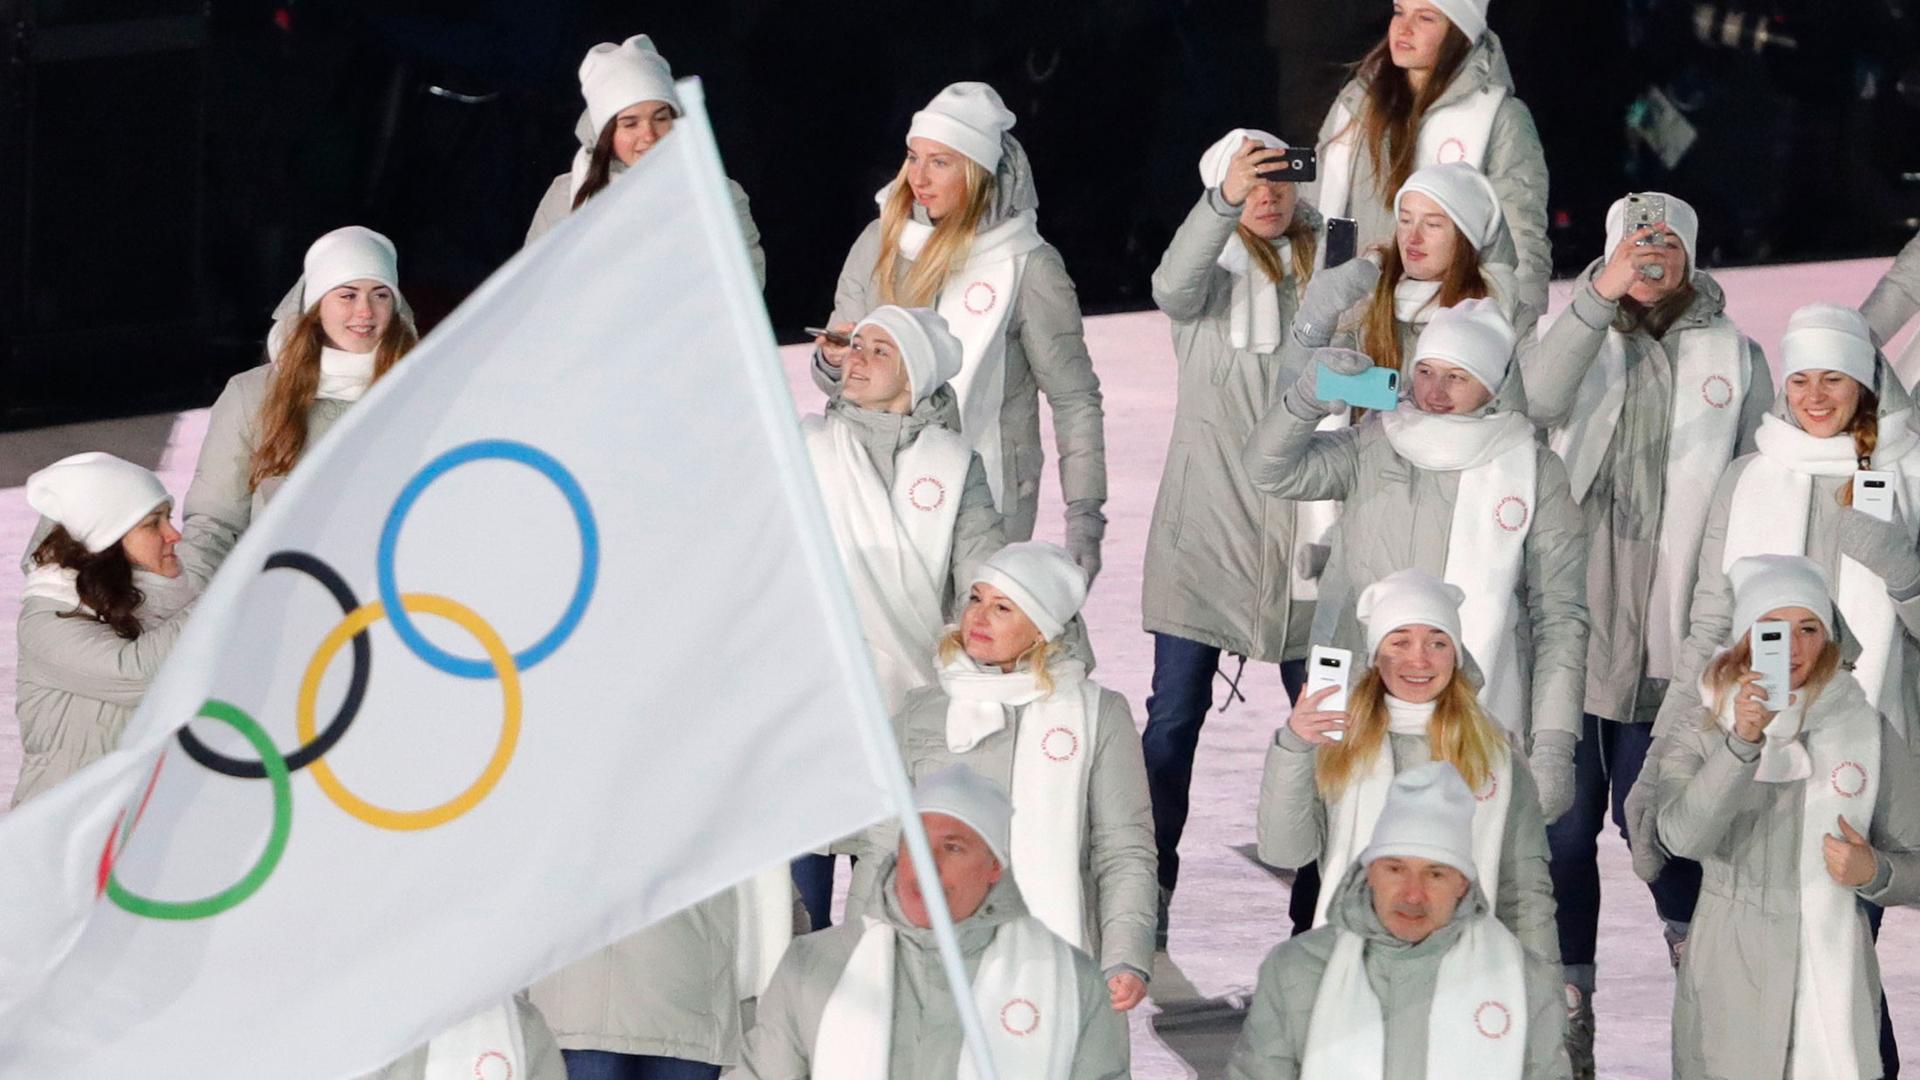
[297,592,522,831]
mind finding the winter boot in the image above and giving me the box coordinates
[1564,964,1597,1080]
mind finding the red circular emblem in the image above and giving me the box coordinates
[474,1051,513,1080]
[1701,375,1735,409]
[907,476,946,512]
[1001,997,1041,1036]
[963,281,998,316]
[1437,137,1469,164]
[1041,727,1080,763]
[1832,762,1869,798]
[1494,495,1531,533]
[1474,1000,1514,1039]
[1476,776,1499,803]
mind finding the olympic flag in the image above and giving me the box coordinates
[0,82,899,1077]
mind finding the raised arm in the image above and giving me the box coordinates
[1150,189,1240,323]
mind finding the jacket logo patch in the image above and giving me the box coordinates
[907,476,947,512]
[1475,776,1498,803]
[1041,727,1080,763]
[1701,374,1735,409]
[474,1050,513,1080]
[1436,137,1470,164]
[964,281,998,316]
[1494,495,1530,532]
[1832,761,1869,798]
[1474,1000,1514,1039]
[1001,997,1041,1036]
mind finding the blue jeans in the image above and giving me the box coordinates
[1142,632,1306,892]
[1546,713,1702,965]
[560,1049,720,1080]
[792,852,837,932]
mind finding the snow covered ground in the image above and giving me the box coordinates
[1,256,1915,1076]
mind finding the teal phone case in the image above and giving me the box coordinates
[1316,364,1400,411]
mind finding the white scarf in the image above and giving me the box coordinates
[812,911,1080,1080]
[1394,278,1444,325]
[1549,318,1747,678]
[21,564,83,610]
[1216,236,1290,353]
[804,413,972,715]
[735,865,797,1000]
[1315,696,1512,927]
[421,1000,529,1080]
[1381,409,1538,730]
[1300,916,1529,1079]
[1316,86,1508,226]
[941,654,1101,952]
[891,200,1046,511]
[1725,412,1920,736]
[1712,676,1881,1079]
[316,346,377,403]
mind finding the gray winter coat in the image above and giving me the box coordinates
[1225,864,1570,1080]
[810,146,1107,546]
[1301,30,1552,318]
[355,995,566,1080]
[1256,726,1561,966]
[179,364,351,585]
[1524,265,1771,724]
[528,892,743,1065]
[1142,188,1320,661]
[526,170,767,289]
[851,679,1157,982]
[1241,404,1589,743]
[10,593,190,807]
[726,857,1128,1080]
[1863,228,1920,347]
[1654,677,1920,1079]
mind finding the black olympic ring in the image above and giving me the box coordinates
[175,550,370,779]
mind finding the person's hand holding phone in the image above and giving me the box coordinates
[1221,138,1292,208]
[1286,684,1349,746]
[1594,226,1665,301]
[812,321,855,370]
[1731,671,1775,745]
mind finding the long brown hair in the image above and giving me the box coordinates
[1615,280,1697,340]
[1239,214,1319,296]
[1357,231,1489,376]
[249,307,416,490]
[1839,387,1881,508]
[1703,633,1842,719]
[33,525,146,640]
[571,118,619,209]
[874,158,995,307]
[1315,667,1506,800]
[1344,27,1475,208]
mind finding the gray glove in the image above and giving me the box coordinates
[1836,507,1920,595]
[1065,500,1107,585]
[1284,346,1373,420]
[1529,729,1577,825]
[1292,257,1382,348]
[1623,752,1669,884]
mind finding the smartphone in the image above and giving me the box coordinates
[1306,646,1354,741]
[1324,217,1359,270]
[1855,470,1896,524]
[1256,146,1317,184]
[1317,361,1400,412]
[1751,620,1792,711]
[804,326,850,347]
[1625,193,1668,235]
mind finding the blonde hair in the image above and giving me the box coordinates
[874,157,995,307]
[1238,214,1319,296]
[1701,633,1843,722]
[938,626,1057,697]
[1315,668,1506,800]
[250,306,415,490]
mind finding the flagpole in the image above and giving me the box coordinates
[671,79,1004,1080]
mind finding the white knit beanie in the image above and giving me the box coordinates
[579,34,682,136]
[908,82,1016,172]
[1396,162,1502,250]
[971,541,1088,642]
[914,763,1014,866]
[1729,554,1834,643]
[1425,0,1490,41]
[1197,128,1287,188]
[1356,569,1467,661]
[1411,297,1516,393]
[1602,192,1700,270]
[1781,302,1879,392]
[26,452,171,554]
[852,306,964,406]
[300,226,400,311]
[1358,761,1480,881]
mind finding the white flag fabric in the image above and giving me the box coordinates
[0,79,897,1079]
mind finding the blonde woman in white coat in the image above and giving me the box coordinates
[811,82,1107,571]
[524,34,765,288]
[1653,555,1920,1080]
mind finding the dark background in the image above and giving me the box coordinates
[5,0,1920,427]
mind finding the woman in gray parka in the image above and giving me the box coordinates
[1140,126,1321,947]
[12,453,192,806]
[1301,0,1551,317]
[1653,554,1920,1080]
[810,82,1107,575]
[523,34,765,288]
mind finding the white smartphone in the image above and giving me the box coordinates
[1306,645,1354,741]
[1855,470,1896,523]
[1750,620,1793,711]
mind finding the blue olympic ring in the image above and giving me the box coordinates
[376,439,599,678]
